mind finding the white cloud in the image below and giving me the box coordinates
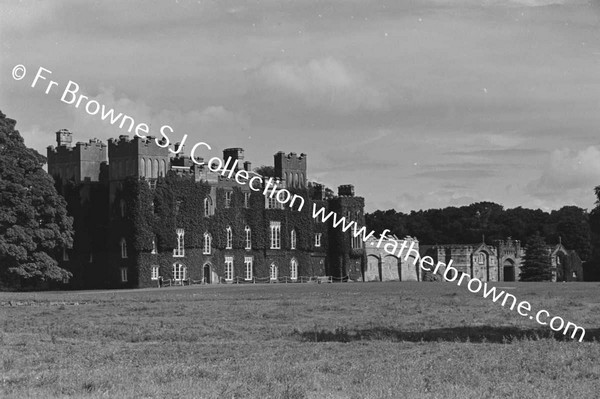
[526,146,600,207]
[250,57,386,113]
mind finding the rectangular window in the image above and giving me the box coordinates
[62,248,69,261]
[244,192,250,208]
[351,235,362,249]
[225,191,232,208]
[120,238,127,259]
[244,256,253,280]
[225,256,234,281]
[203,233,211,255]
[245,227,251,250]
[267,196,278,209]
[315,233,322,247]
[151,266,159,280]
[173,228,185,257]
[270,221,281,249]
[226,227,233,249]
[120,267,128,283]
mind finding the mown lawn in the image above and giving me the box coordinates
[1,281,599,398]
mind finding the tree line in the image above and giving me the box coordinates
[366,201,600,280]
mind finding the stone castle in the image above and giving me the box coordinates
[47,129,583,287]
[47,130,366,288]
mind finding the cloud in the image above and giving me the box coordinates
[52,86,249,153]
[526,146,600,206]
[249,57,386,113]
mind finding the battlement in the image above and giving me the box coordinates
[47,133,108,183]
[107,135,170,158]
[274,151,307,188]
[338,185,355,197]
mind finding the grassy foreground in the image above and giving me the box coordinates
[1,281,599,398]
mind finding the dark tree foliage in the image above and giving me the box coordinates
[0,111,74,287]
[254,165,274,177]
[365,202,591,259]
[520,233,553,282]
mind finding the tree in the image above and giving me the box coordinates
[520,233,552,282]
[254,165,274,177]
[0,111,74,288]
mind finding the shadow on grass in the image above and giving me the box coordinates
[293,326,598,344]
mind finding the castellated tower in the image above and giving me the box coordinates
[107,135,170,182]
[274,151,307,189]
[47,129,108,184]
[327,184,366,280]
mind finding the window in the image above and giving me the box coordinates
[244,192,250,208]
[225,256,234,281]
[151,266,159,280]
[204,197,210,216]
[267,196,278,209]
[173,263,186,281]
[290,229,297,250]
[314,233,322,247]
[175,199,182,214]
[225,191,232,208]
[120,238,127,258]
[270,264,278,281]
[226,226,233,249]
[120,199,126,218]
[203,232,211,255]
[120,267,128,282]
[151,238,157,254]
[478,253,485,264]
[351,235,362,249]
[173,229,185,257]
[89,252,93,263]
[290,258,298,280]
[573,271,577,278]
[245,226,252,250]
[244,256,253,280]
[270,221,281,249]
[556,256,561,265]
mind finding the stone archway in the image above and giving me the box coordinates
[203,263,211,284]
[366,255,380,281]
[503,259,515,282]
[382,255,400,281]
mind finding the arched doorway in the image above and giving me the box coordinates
[366,255,380,281]
[203,263,211,284]
[270,263,278,281]
[503,259,515,282]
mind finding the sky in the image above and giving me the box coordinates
[1,0,600,213]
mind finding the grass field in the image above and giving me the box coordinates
[1,281,599,398]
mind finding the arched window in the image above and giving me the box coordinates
[146,158,152,178]
[290,258,298,280]
[226,226,233,249]
[153,159,159,179]
[203,232,211,255]
[140,158,146,177]
[160,159,167,177]
[245,226,251,250]
[151,237,157,254]
[270,264,278,281]
[120,199,126,218]
[290,229,297,250]
[120,238,127,259]
[173,228,184,257]
[479,253,485,264]
[173,263,186,281]
[204,197,212,217]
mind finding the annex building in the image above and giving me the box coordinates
[420,238,583,282]
[47,130,366,289]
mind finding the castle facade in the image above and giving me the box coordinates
[47,130,366,289]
